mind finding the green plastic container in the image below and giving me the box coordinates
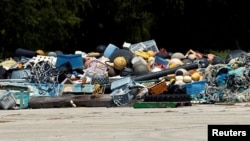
[13,90,30,109]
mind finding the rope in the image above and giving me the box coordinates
[27,61,63,96]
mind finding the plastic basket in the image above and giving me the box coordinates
[0,92,16,110]
[110,85,133,106]
[186,80,206,96]
[86,60,108,76]
[110,77,134,91]
[130,39,159,53]
[12,90,30,109]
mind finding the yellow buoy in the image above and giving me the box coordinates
[183,75,192,83]
[113,56,127,70]
[191,72,201,81]
[36,49,45,55]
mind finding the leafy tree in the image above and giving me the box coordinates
[81,0,155,48]
[0,0,89,57]
[113,0,155,43]
[0,0,247,58]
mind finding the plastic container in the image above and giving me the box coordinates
[74,83,95,93]
[154,56,169,68]
[130,42,146,53]
[11,69,31,79]
[0,92,16,110]
[55,54,83,69]
[82,84,94,93]
[110,77,134,91]
[103,44,119,59]
[186,80,206,96]
[29,83,63,96]
[110,84,133,106]
[130,39,159,53]
[73,83,82,92]
[13,90,30,109]
[86,60,108,76]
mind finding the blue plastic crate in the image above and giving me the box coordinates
[55,54,83,69]
[29,83,63,96]
[186,80,206,96]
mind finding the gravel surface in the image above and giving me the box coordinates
[1,102,250,141]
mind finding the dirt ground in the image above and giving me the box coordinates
[0,102,250,141]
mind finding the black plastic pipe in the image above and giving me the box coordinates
[133,63,199,81]
[15,48,37,58]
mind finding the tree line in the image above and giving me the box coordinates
[0,0,247,58]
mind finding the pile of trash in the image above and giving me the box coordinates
[0,39,250,109]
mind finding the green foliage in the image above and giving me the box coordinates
[0,0,89,56]
[0,0,247,59]
[114,0,154,42]
[207,49,231,60]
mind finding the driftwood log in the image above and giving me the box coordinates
[28,94,113,109]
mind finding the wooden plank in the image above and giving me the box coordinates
[133,101,192,108]
[28,94,113,108]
